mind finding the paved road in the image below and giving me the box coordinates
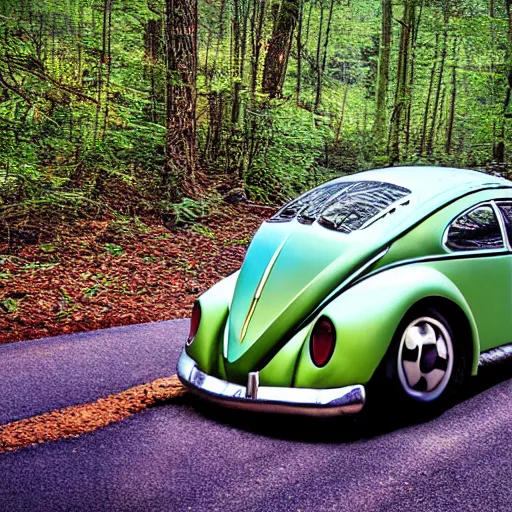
[0,320,188,423]
[1,321,512,511]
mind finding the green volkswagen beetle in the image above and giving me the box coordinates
[177,166,512,416]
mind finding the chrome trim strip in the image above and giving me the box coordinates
[177,350,365,417]
[239,235,289,344]
[492,200,512,251]
[354,248,510,289]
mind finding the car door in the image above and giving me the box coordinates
[433,202,512,352]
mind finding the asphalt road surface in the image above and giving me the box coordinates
[1,321,512,511]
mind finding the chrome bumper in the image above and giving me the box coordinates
[176,350,365,417]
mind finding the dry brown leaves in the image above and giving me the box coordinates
[0,375,187,454]
[0,203,273,344]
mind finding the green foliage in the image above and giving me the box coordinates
[164,197,216,226]
[0,298,18,313]
[192,224,216,238]
[0,0,510,234]
[104,243,124,256]
[245,103,333,202]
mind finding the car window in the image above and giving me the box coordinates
[498,203,512,244]
[270,181,411,234]
[445,205,504,251]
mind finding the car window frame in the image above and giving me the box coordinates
[495,201,512,251]
[442,200,509,254]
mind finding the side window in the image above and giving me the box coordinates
[445,205,504,251]
[498,203,512,244]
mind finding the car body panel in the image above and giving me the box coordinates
[186,271,238,376]
[224,221,380,382]
[179,167,512,414]
[220,169,512,384]
[290,264,480,388]
[374,188,512,352]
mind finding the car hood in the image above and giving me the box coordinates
[223,220,380,381]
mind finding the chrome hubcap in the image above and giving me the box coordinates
[397,316,454,402]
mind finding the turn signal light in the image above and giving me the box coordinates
[310,317,336,367]
[187,302,201,346]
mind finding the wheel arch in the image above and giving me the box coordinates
[293,264,481,389]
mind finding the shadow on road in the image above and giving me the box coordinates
[175,357,512,443]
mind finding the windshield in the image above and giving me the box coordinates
[270,181,411,234]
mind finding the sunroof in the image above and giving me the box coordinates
[269,181,411,233]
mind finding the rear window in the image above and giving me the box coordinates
[269,181,411,234]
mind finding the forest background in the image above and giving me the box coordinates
[0,0,511,342]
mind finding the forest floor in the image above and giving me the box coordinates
[0,203,273,344]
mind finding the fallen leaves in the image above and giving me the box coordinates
[0,203,273,344]
[0,375,187,453]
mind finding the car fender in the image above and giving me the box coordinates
[292,264,480,389]
[186,271,239,376]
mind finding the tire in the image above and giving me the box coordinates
[367,306,469,419]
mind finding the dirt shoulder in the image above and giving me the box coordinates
[0,203,272,344]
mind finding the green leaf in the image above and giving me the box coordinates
[40,243,57,253]
[105,243,124,256]
[1,298,18,313]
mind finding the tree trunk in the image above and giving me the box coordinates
[250,0,267,98]
[426,13,449,156]
[445,38,457,154]
[496,0,512,162]
[419,33,439,155]
[388,0,415,164]
[144,19,163,123]
[490,0,498,160]
[295,0,303,104]
[404,0,422,158]
[231,0,242,125]
[163,0,198,201]
[101,0,113,139]
[93,0,111,141]
[262,0,299,98]
[313,3,324,113]
[314,0,334,113]
[334,85,349,148]
[374,0,392,150]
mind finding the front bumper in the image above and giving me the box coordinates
[177,349,366,417]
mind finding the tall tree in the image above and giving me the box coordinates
[426,9,449,156]
[295,0,303,104]
[496,0,512,162]
[445,37,457,154]
[163,0,198,200]
[262,0,300,98]
[388,0,416,163]
[419,33,439,155]
[314,0,334,112]
[374,0,392,150]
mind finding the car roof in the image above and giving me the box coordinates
[315,166,512,239]
[332,166,511,202]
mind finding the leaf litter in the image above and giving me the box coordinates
[0,203,272,344]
